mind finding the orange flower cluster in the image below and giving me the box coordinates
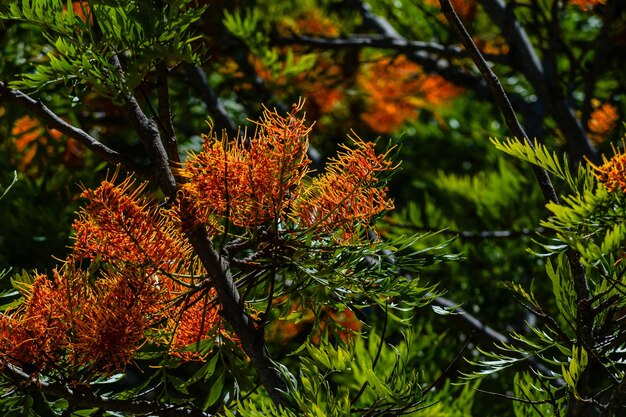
[72,175,230,360]
[10,115,63,171]
[587,101,619,144]
[71,267,162,372]
[0,103,396,376]
[294,136,395,241]
[425,0,477,20]
[292,8,340,37]
[359,55,463,133]
[0,273,71,372]
[473,36,510,55]
[73,176,192,270]
[589,142,626,193]
[9,115,85,172]
[249,9,345,118]
[570,0,606,11]
[180,102,311,229]
[0,265,161,375]
[162,287,231,361]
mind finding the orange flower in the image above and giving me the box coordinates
[587,101,619,144]
[0,273,71,372]
[63,1,94,26]
[159,287,233,361]
[359,55,463,133]
[266,298,361,345]
[72,267,162,372]
[293,136,395,242]
[425,0,477,20]
[570,0,606,11]
[472,36,510,55]
[293,8,340,37]
[10,115,63,171]
[180,101,311,229]
[0,264,165,376]
[73,175,193,272]
[588,141,626,193]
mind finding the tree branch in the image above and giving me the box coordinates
[157,62,180,164]
[182,223,291,407]
[184,65,239,138]
[272,34,509,64]
[439,2,594,415]
[110,56,178,195]
[3,364,211,417]
[109,58,292,409]
[0,82,150,179]
[476,0,598,163]
[438,0,559,205]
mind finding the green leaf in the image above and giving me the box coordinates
[203,372,224,410]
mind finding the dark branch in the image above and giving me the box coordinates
[182,223,292,407]
[3,364,211,417]
[477,0,598,163]
[0,82,150,179]
[272,34,509,64]
[157,62,181,165]
[110,56,178,195]
[439,2,594,414]
[384,220,547,240]
[184,65,239,138]
[438,0,559,205]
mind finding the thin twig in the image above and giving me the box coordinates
[0,82,150,179]
[272,34,509,64]
[439,2,594,414]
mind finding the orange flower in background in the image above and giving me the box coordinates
[266,298,362,345]
[473,36,510,55]
[249,8,345,118]
[180,102,311,229]
[588,142,626,193]
[10,115,63,171]
[570,0,606,11]
[587,101,619,144]
[63,1,94,26]
[419,73,466,106]
[359,55,463,133]
[293,8,340,37]
[425,0,477,20]
[294,136,395,242]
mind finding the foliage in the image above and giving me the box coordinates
[1,0,625,416]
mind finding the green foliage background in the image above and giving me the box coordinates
[1,0,625,416]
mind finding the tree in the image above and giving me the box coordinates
[0,0,625,416]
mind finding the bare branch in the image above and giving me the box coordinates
[157,62,181,165]
[0,82,150,179]
[272,34,509,64]
[438,0,559,205]
[184,65,239,138]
